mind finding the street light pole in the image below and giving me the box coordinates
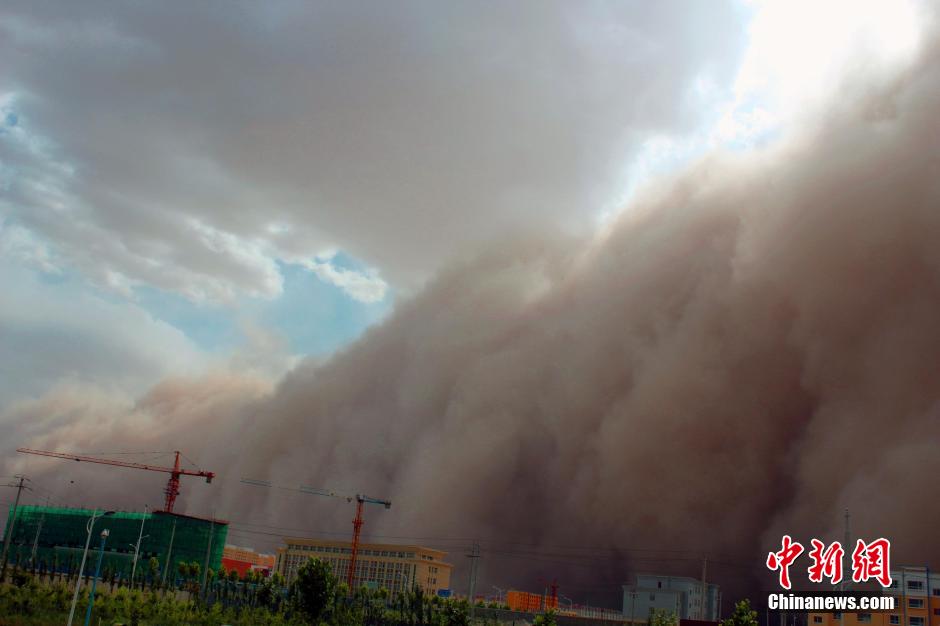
[130,504,149,588]
[83,528,110,626]
[66,510,113,626]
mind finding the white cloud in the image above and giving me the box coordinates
[0,1,750,300]
[298,257,388,304]
[0,263,210,408]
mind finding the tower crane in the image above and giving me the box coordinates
[241,479,391,589]
[17,448,215,513]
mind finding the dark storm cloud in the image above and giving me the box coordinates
[0,1,747,297]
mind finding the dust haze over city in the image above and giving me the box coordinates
[1,0,939,616]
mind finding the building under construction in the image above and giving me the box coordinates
[2,505,227,583]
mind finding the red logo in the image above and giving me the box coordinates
[767,536,892,588]
[851,538,892,587]
[767,535,804,589]
[807,539,845,585]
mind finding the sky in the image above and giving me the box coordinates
[2,0,920,413]
[1,0,935,604]
[0,0,749,408]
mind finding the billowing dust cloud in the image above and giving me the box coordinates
[5,15,940,604]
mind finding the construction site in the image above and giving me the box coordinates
[1,446,661,625]
[3,505,227,584]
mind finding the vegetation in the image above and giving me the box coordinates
[650,608,679,626]
[0,558,496,626]
[289,557,335,622]
[721,600,760,626]
[533,609,557,626]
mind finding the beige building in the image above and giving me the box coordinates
[223,545,276,568]
[275,538,452,595]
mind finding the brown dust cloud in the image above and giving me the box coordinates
[4,10,940,609]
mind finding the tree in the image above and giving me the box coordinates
[650,609,679,626]
[290,557,337,623]
[188,561,201,592]
[443,599,471,626]
[147,557,159,591]
[722,600,759,626]
[534,610,558,626]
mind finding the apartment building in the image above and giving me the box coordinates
[810,567,939,626]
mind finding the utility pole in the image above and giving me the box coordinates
[842,509,851,590]
[29,513,44,567]
[1,475,29,581]
[841,509,850,626]
[162,519,177,587]
[701,557,708,620]
[201,512,215,598]
[466,541,481,620]
[29,495,51,568]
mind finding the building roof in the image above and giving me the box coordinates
[280,536,450,561]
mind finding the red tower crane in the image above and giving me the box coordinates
[17,448,215,513]
[241,479,391,589]
[347,494,392,589]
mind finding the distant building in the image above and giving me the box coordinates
[274,537,452,595]
[810,566,938,626]
[222,545,275,577]
[506,589,559,612]
[2,505,227,583]
[622,574,720,621]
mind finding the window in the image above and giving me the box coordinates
[933,609,940,616]
[858,614,872,623]
[658,581,663,589]
[813,618,823,624]
[908,581,924,590]
[889,617,899,625]
[910,618,925,626]
[910,599,924,609]
[833,613,842,620]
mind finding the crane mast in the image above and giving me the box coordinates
[348,495,391,590]
[17,448,215,513]
[241,479,391,590]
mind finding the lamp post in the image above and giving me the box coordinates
[128,536,149,588]
[129,504,149,588]
[83,528,110,626]
[66,510,114,626]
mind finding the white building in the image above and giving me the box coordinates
[622,574,721,621]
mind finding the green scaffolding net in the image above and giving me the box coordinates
[3,505,227,583]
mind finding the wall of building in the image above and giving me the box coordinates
[275,538,452,595]
[506,590,559,612]
[623,575,720,621]
[810,568,940,626]
[221,545,275,577]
